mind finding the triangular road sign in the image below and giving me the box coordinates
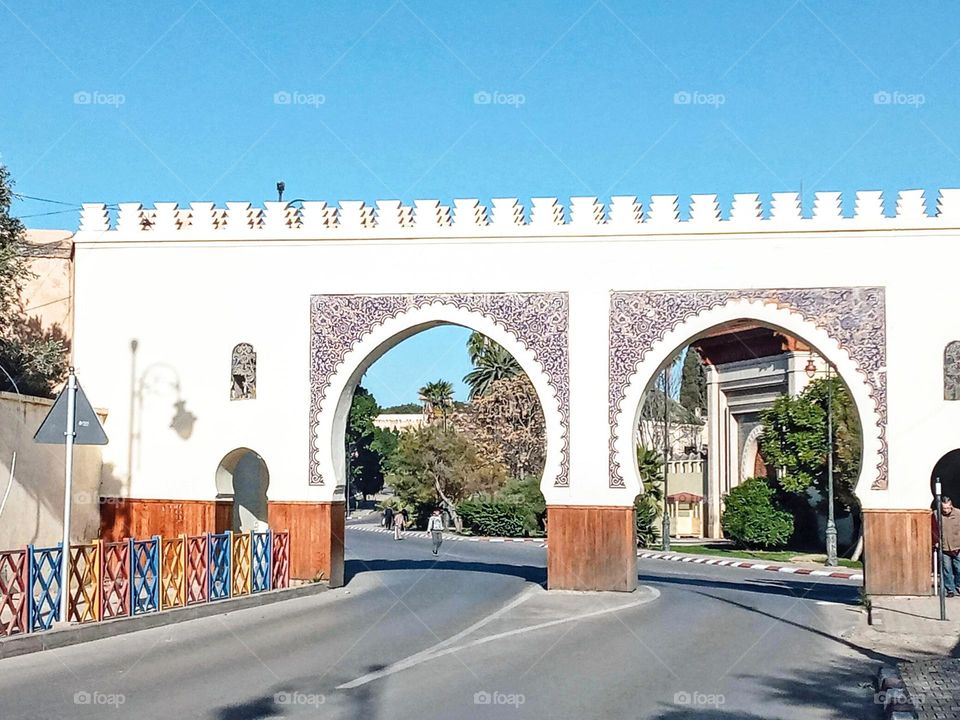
[34,378,108,445]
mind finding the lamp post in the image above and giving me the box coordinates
[662,365,671,552]
[805,355,837,567]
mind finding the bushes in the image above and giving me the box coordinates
[458,499,529,537]
[635,496,660,548]
[721,477,794,549]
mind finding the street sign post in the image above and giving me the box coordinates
[33,368,108,623]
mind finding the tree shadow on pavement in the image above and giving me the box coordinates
[344,558,547,587]
[641,570,860,605]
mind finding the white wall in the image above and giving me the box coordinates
[71,193,960,513]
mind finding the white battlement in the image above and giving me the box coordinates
[76,189,960,238]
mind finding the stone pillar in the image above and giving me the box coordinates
[863,509,933,595]
[268,500,345,587]
[547,505,637,592]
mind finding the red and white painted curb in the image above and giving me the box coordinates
[346,524,547,547]
[637,550,863,581]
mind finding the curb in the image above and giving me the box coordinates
[637,550,864,581]
[346,524,547,547]
[0,582,328,660]
[875,665,919,719]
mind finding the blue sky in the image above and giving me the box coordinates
[3,1,958,403]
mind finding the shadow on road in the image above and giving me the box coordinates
[640,570,860,605]
[344,558,547,587]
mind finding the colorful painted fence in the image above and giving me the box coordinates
[0,529,290,638]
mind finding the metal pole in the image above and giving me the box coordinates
[936,479,947,621]
[825,363,837,567]
[662,365,671,552]
[59,368,77,623]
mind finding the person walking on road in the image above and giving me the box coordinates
[382,505,394,530]
[393,508,405,540]
[934,496,960,597]
[428,509,444,555]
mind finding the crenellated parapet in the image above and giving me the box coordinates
[77,188,960,238]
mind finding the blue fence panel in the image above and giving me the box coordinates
[251,532,270,593]
[130,536,160,614]
[28,544,62,631]
[208,532,231,601]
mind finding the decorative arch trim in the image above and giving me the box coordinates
[609,287,887,492]
[944,341,960,401]
[309,293,569,488]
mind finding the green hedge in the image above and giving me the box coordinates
[721,477,794,549]
[457,499,530,537]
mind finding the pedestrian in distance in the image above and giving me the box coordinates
[393,509,405,540]
[382,505,394,530]
[934,496,960,597]
[428,509,444,555]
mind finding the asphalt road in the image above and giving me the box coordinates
[0,520,885,720]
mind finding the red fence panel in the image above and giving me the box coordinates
[186,535,208,604]
[0,549,29,636]
[100,540,131,619]
[271,531,290,590]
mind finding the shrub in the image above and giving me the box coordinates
[457,498,529,537]
[721,477,794,549]
[635,496,660,548]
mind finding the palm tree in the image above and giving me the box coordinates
[463,338,522,398]
[418,380,454,427]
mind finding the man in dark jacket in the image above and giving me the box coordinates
[934,496,960,597]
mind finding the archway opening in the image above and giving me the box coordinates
[215,448,270,533]
[931,449,960,505]
[633,319,865,561]
[337,323,549,580]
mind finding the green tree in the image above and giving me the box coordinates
[418,379,454,426]
[721,477,794,549]
[634,446,664,547]
[758,376,861,509]
[346,386,385,500]
[0,164,67,397]
[678,347,706,416]
[463,331,522,398]
[389,424,505,530]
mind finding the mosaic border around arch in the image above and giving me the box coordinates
[609,287,887,490]
[310,292,570,487]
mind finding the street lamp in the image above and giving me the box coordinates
[661,365,671,552]
[806,354,838,567]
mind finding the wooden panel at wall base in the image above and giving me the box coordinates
[863,510,932,596]
[547,505,637,592]
[268,501,344,587]
[99,498,232,541]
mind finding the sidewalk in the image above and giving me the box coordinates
[637,549,863,581]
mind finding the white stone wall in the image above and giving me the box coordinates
[72,190,960,512]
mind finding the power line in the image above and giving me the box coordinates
[13,192,80,207]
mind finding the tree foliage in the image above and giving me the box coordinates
[418,379,454,426]
[346,386,385,499]
[463,331,522,398]
[721,477,795,549]
[758,376,861,508]
[0,164,67,397]
[634,446,664,548]
[678,347,706,416]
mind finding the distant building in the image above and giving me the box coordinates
[373,413,426,432]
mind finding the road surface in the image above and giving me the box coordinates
[0,519,883,719]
